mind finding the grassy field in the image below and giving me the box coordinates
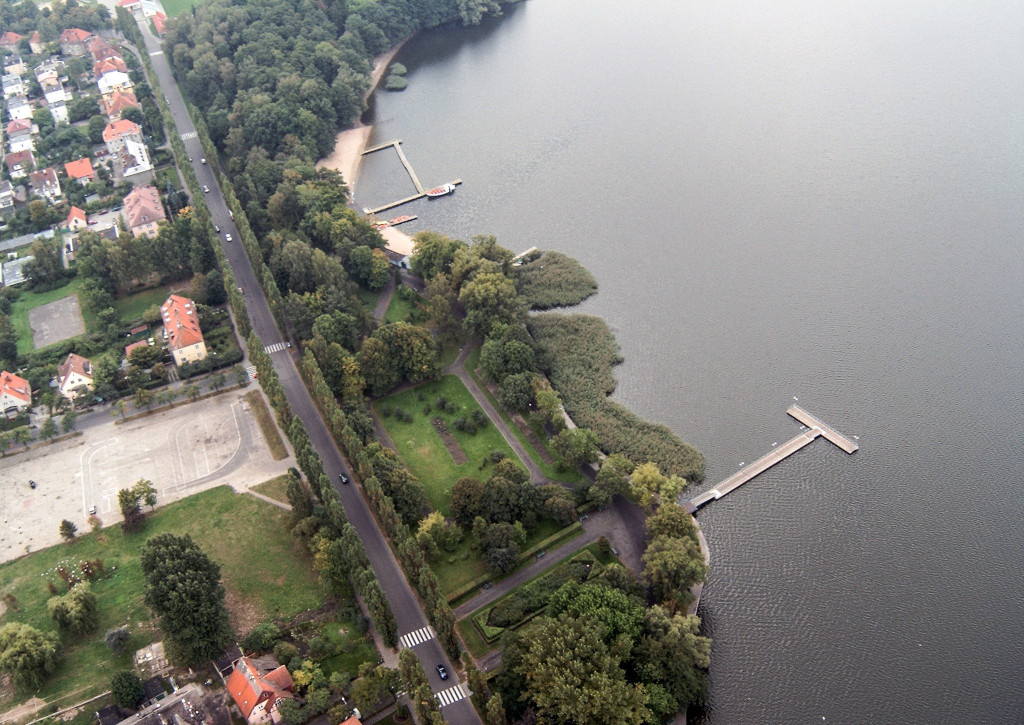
[430,518,566,596]
[373,375,520,514]
[8,277,95,354]
[0,486,324,711]
[252,474,291,504]
[355,286,382,314]
[160,0,199,17]
[465,347,584,485]
[313,619,379,679]
[245,390,289,460]
[113,283,177,325]
[383,288,418,324]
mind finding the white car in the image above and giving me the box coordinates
[224,233,232,242]
[203,185,210,193]
[200,157,207,164]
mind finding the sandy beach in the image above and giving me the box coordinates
[317,43,417,254]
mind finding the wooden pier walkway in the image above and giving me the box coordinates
[359,139,462,215]
[686,405,857,511]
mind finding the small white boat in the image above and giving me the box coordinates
[425,183,456,198]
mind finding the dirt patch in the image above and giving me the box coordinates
[431,418,468,465]
[477,371,556,464]
[224,586,264,637]
[1,695,47,724]
[28,295,86,349]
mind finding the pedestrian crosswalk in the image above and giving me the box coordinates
[264,341,289,354]
[398,626,435,649]
[245,365,258,381]
[181,131,197,140]
[435,683,469,708]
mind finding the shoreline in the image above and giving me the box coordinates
[317,41,417,256]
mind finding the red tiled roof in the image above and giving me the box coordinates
[64,157,95,180]
[225,658,294,720]
[123,185,165,231]
[5,150,34,168]
[125,340,149,357]
[88,36,121,62]
[0,32,24,46]
[58,353,92,386]
[94,56,128,77]
[102,119,141,143]
[29,167,59,189]
[102,89,140,117]
[6,119,31,135]
[0,371,31,403]
[59,28,93,44]
[160,294,204,350]
[67,206,87,226]
[153,13,167,35]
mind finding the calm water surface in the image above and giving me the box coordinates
[355,1,1024,721]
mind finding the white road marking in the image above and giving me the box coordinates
[398,626,435,649]
[435,683,468,707]
[264,342,288,354]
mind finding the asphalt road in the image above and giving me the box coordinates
[135,21,481,725]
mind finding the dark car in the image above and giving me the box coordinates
[338,473,349,484]
[436,665,448,680]
[29,480,36,489]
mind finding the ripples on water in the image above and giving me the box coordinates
[355,1,1024,721]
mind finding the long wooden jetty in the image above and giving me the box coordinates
[360,139,462,215]
[686,405,857,511]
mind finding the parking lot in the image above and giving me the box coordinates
[0,389,292,562]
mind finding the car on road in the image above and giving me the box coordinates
[203,185,210,193]
[224,233,232,242]
[229,210,234,220]
[29,480,35,489]
[88,505,96,515]
[238,286,244,295]
[214,224,220,232]
[436,665,449,680]
[338,473,349,484]
[200,157,207,164]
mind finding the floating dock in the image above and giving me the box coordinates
[686,405,857,511]
[361,139,461,214]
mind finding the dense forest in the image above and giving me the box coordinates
[164,0,514,168]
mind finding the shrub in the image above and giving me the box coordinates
[273,641,298,665]
[111,670,143,708]
[241,622,281,653]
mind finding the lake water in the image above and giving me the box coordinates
[353,1,1024,721]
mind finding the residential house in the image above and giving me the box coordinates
[88,37,121,64]
[42,81,70,106]
[34,57,64,86]
[0,32,23,54]
[28,167,61,203]
[6,119,34,154]
[6,94,32,121]
[120,138,152,178]
[93,56,127,79]
[59,28,93,57]
[28,31,43,55]
[57,353,93,400]
[102,119,143,154]
[3,55,26,76]
[62,235,80,267]
[0,181,14,211]
[2,256,33,286]
[66,206,88,231]
[97,70,131,96]
[0,371,31,417]
[122,185,165,238]
[2,73,25,99]
[47,99,69,125]
[4,149,34,178]
[101,89,140,119]
[225,657,295,725]
[64,158,95,186]
[152,12,168,35]
[119,0,164,19]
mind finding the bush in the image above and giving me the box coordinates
[241,622,282,653]
[385,75,408,91]
[111,670,143,708]
[529,313,704,481]
[273,641,298,665]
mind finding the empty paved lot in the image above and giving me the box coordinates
[0,389,291,562]
[28,295,86,348]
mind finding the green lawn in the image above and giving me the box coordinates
[252,474,291,504]
[8,277,96,354]
[113,283,177,325]
[465,346,584,485]
[160,0,199,17]
[313,619,379,680]
[373,375,520,514]
[383,287,418,324]
[355,286,382,314]
[0,486,325,711]
[430,518,566,596]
